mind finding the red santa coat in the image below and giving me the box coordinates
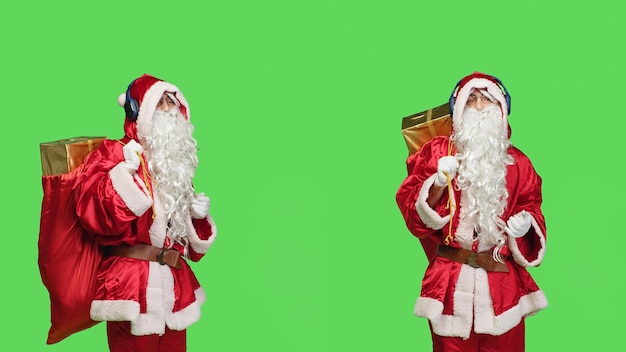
[396,136,547,339]
[73,138,216,336]
[72,74,216,336]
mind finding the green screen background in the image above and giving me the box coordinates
[2,1,623,351]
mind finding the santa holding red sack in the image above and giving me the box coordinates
[73,74,217,351]
[396,72,547,351]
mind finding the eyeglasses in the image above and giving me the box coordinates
[466,94,496,106]
[156,96,176,109]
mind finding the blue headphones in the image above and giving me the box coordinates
[123,79,140,121]
[449,75,511,117]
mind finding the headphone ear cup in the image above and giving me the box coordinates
[124,99,139,121]
[449,96,456,116]
[124,80,139,121]
[449,79,462,117]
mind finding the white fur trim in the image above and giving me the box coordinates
[416,265,475,339]
[92,263,206,336]
[508,215,546,267]
[415,265,548,338]
[131,264,205,335]
[475,288,548,335]
[109,163,153,217]
[414,296,443,321]
[415,174,453,230]
[453,78,509,131]
[148,191,168,248]
[166,287,205,330]
[90,300,140,321]
[473,268,500,333]
[130,263,174,336]
[455,192,477,250]
[449,265,475,338]
[186,214,217,254]
[135,81,190,142]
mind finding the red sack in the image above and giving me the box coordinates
[38,137,105,344]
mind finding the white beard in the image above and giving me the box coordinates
[143,106,198,246]
[451,105,514,253]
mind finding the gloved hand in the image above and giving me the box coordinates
[435,156,459,187]
[190,192,210,219]
[505,210,532,238]
[123,140,143,173]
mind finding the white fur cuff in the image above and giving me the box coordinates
[415,174,453,230]
[507,214,546,267]
[186,215,217,254]
[90,300,140,321]
[109,162,153,217]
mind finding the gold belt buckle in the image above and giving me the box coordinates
[467,252,480,268]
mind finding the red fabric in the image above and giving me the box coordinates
[94,255,201,314]
[107,321,186,352]
[73,138,212,331]
[396,140,448,248]
[95,256,149,310]
[420,256,462,315]
[396,135,547,336]
[456,72,501,94]
[74,139,214,250]
[397,136,546,255]
[74,139,153,246]
[38,167,103,344]
[430,320,525,352]
[129,74,162,108]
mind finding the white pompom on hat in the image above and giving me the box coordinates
[118,93,127,107]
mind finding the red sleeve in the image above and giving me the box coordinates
[396,137,450,240]
[73,140,153,237]
[186,216,217,262]
[505,148,547,267]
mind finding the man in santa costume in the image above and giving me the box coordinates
[396,72,547,351]
[73,74,217,351]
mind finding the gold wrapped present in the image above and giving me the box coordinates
[40,137,106,176]
[401,102,451,155]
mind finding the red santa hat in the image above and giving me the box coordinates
[449,72,510,121]
[117,74,190,141]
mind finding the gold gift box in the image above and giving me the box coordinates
[40,137,106,176]
[401,102,451,155]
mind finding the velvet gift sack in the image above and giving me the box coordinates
[38,137,105,344]
[401,102,452,155]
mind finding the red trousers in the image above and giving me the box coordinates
[106,321,187,352]
[430,320,525,352]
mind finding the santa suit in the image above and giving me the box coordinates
[396,73,547,349]
[73,74,216,350]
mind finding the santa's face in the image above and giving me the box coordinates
[465,89,497,111]
[156,93,177,112]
